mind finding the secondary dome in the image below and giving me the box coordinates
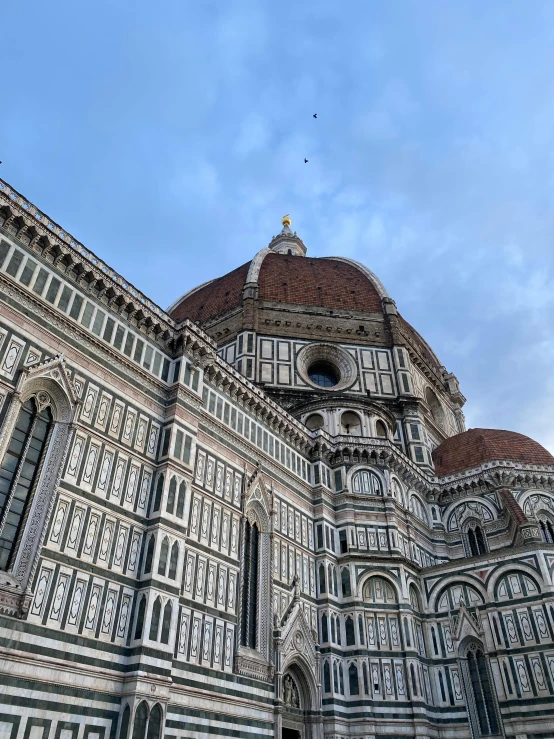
[432,428,554,476]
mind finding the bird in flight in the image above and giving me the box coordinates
[304,158,309,164]
[313,113,317,118]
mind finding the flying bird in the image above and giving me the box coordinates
[304,158,309,164]
[313,113,317,118]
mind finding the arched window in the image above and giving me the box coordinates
[410,663,418,696]
[131,701,148,739]
[345,616,355,646]
[468,528,478,556]
[328,564,334,595]
[341,567,352,598]
[438,670,446,702]
[157,537,169,576]
[333,662,339,693]
[404,617,411,647]
[358,614,365,644]
[409,585,421,611]
[351,470,382,495]
[318,564,326,594]
[431,626,438,655]
[392,479,405,507]
[134,596,146,640]
[475,526,487,554]
[466,646,499,736]
[119,705,131,739]
[332,567,338,596]
[152,475,164,513]
[240,520,259,649]
[149,597,162,640]
[323,661,331,693]
[503,663,513,694]
[362,662,369,694]
[539,517,554,543]
[144,536,155,574]
[160,601,172,644]
[340,412,361,435]
[375,420,387,438]
[168,542,179,580]
[466,524,487,557]
[339,663,345,694]
[492,615,502,646]
[145,704,163,739]
[348,663,359,695]
[321,613,329,642]
[0,397,53,570]
[409,495,429,525]
[330,615,336,643]
[166,478,177,514]
[176,482,186,518]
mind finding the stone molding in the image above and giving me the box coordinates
[0,178,173,335]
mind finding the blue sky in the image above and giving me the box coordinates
[2,1,554,450]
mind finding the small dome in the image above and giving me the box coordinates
[432,428,554,476]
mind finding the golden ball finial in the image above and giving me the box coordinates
[282,214,292,228]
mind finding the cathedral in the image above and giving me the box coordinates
[1,178,554,739]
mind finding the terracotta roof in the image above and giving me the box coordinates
[169,252,383,324]
[171,261,251,324]
[257,253,383,312]
[432,428,554,477]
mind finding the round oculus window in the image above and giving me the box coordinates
[296,343,357,392]
[308,361,339,388]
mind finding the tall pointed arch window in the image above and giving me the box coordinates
[176,482,186,518]
[166,478,177,514]
[131,702,163,739]
[465,644,500,736]
[0,396,53,571]
[240,519,259,649]
[465,523,488,557]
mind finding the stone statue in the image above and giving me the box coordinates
[283,674,299,707]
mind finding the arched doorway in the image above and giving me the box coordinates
[282,673,303,738]
[279,661,321,739]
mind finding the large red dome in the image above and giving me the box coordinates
[169,252,384,324]
[432,428,554,476]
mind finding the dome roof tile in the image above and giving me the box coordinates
[432,428,554,477]
[171,260,251,324]
[169,252,383,323]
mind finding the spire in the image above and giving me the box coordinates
[268,214,307,256]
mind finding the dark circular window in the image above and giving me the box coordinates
[308,361,339,388]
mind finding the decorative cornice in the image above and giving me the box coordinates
[0,274,167,397]
[0,179,174,339]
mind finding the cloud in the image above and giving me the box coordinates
[3,0,554,451]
